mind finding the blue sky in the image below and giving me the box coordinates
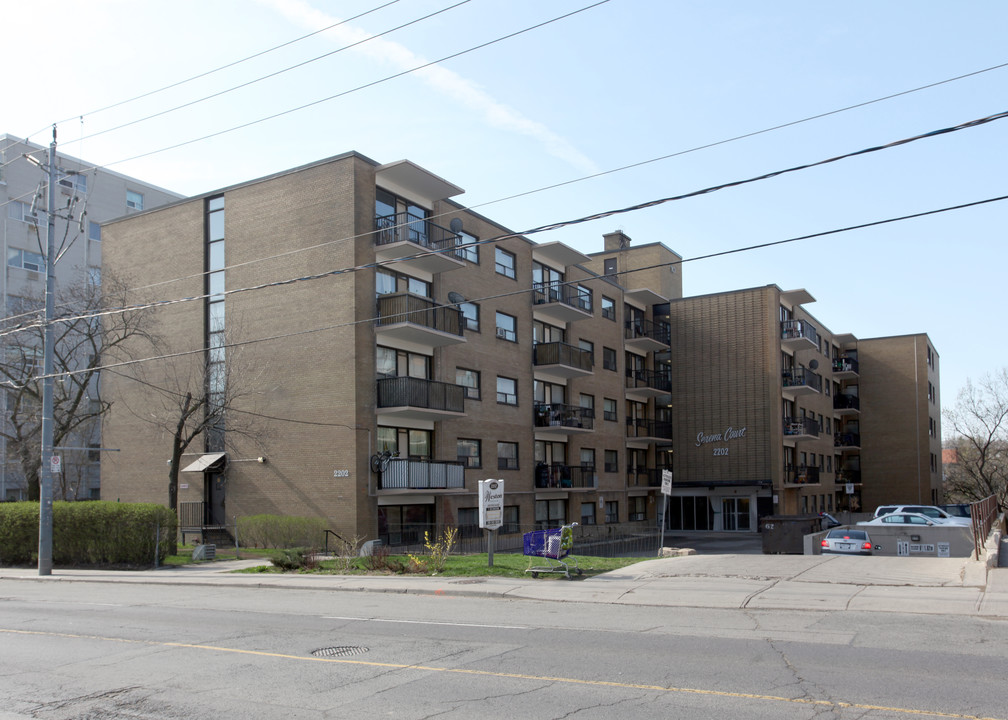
[5,1,1006,430]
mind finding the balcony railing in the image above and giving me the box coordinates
[783,416,819,438]
[781,319,819,347]
[624,318,670,346]
[625,368,672,393]
[782,367,822,393]
[374,211,462,258]
[834,394,860,411]
[834,432,861,448]
[627,466,666,487]
[532,282,592,313]
[833,357,859,375]
[838,469,862,484]
[625,417,673,440]
[534,463,596,489]
[784,465,821,485]
[376,293,464,336]
[377,376,465,414]
[378,458,465,490]
[533,341,593,373]
[534,402,594,431]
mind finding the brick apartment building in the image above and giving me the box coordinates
[99,151,941,541]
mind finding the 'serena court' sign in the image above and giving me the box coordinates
[695,426,747,447]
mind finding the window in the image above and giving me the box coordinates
[7,200,37,224]
[578,339,594,361]
[495,247,516,279]
[580,448,596,477]
[377,426,432,459]
[375,269,429,297]
[535,499,566,528]
[629,496,646,522]
[457,438,481,468]
[575,284,593,312]
[456,368,480,400]
[126,190,144,210]
[603,258,616,276]
[601,296,615,320]
[88,443,101,462]
[88,221,101,241]
[460,302,480,332]
[580,502,596,526]
[603,398,617,422]
[497,441,518,470]
[7,249,44,272]
[376,346,430,379]
[579,394,595,415]
[88,266,101,286]
[502,506,519,534]
[605,501,618,524]
[602,347,617,371]
[458,230,479,264]
[496,376,517,405]
[457,508,480,538]
[604,449,618,473]
[495,312,516,342]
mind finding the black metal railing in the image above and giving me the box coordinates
[625,417,673,440]
[783,416,819,437]
[532,282,592,312]
[626,466,665,487]
[784,464,820,484]
[625,368,672,393]
[833,357,859,374]
[624,318,670,346]
[378,458,465,490]
[834,394,860,411]
[534,463,596,489]
[782,367,823,392]
[781,319,819,345]
[532,341,593,372]
[376,293,464,336]
[376,376,465,413]
[374,211,462,258]
[534,402,594,430]
[834,432,861,448]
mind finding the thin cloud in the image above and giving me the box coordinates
[257,0,600,174]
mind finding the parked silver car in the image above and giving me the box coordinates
[872,505,971,527]
[821,528,873,555]
[858,512,938,527]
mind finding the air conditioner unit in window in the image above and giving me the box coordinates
[495,327,509,338]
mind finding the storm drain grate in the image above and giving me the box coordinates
[312,646,369,658]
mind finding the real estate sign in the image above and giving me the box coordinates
[478,479,504,530]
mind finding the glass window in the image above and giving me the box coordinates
[456,368,480,400]
[7,249,45,272]
[604,449,618,473]
[495,312,516,342]
[88,221,101,241]
[376,347,396,378]
[407,277,429,297]
[496,376,517,405]
[603,347,617,371]
[535,499,566,528]
[460,302,479,332]
[376,270,396,295]
[126,190,144,210]
[605,501,618,524]
[603,398,617,422]
[576,285,592,312]
[581,502,596,525]
[502,506,519,534]
[601,296,615,320]
[408,429,431,459]
[495,247,516,279]
[497,441,518,470]
[458,230,479,264]
[579,393,594,412]
[457,438,481,468]
[578,339,594,361]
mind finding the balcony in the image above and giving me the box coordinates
[376,377,465,422]
[378,457,465,491]
[783,416,819,441]
[833,356,859,378]
[834,393,860,414]
[625,367,672,399]
[781,319,819,350]
[783,464,821,486]
[374,211,464,274]
[838,469,861,485]
[627,466,665,488]
[375,293,465,348]
[532,282,592,324]
[533,341,593,379]
[834,432,861,450]
[624,318,670,353]
[626,417,673,443]
[782,367,822,397]
[534,402,594,434]
[534,463,596,489]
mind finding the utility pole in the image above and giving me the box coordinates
[37,126,58,576]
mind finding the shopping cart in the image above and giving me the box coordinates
[523,522,582,579]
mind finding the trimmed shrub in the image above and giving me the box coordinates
[0,501,177,567]
[236,514,326,549]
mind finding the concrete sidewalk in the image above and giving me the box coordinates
[2,554,1007,618]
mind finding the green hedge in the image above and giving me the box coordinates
[237,514,326,549]
[0,501,177,567]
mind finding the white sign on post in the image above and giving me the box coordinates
[50,455,61,475]
[661,469,673,496]
[479,479,504,530]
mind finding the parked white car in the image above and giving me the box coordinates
[858,512,940,527]
[872,505,971,527]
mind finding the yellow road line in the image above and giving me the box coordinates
[1,627,1000,720]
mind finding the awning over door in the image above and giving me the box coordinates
[181,452,227,472]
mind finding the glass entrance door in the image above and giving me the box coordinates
[721,497,751,531]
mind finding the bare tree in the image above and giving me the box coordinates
[117,328,268,512]
[943,367,1008,511]
[0,271,155,500]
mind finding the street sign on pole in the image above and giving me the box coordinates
[659,470,673,554]
[660,469,673,496]
[479,479,504,567]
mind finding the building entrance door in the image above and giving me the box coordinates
[721,497,751,531]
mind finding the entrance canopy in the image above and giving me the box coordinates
[181,452,226,472]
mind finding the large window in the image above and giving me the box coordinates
[495,312,516,342]
[496,376,517,405]
[458,230,479,264]
[7,249,44,272]
[601,296,615,320]
[377,426,432,459]
[535,499,566,529]
[602,347,617,371]
[457,438,481,468]
[603,397,617,422]
[495,247,516,279]
[376,346,430,379]
[460,302,479,332]
[7,201,37,224]
[206,196,226,449]
[456,367,480,400]
[497,441,519,470]
[580,502,596,526]
[604,449,618,473]
[376,269,429,297]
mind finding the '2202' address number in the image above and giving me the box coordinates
[712,448,728,456]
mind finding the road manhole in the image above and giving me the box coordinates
[312,646,369,658]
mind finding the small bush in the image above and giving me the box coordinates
[270,547,319,571]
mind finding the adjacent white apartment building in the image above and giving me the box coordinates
[0,133,181,500]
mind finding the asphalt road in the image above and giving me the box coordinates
[1,579,1006,719]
